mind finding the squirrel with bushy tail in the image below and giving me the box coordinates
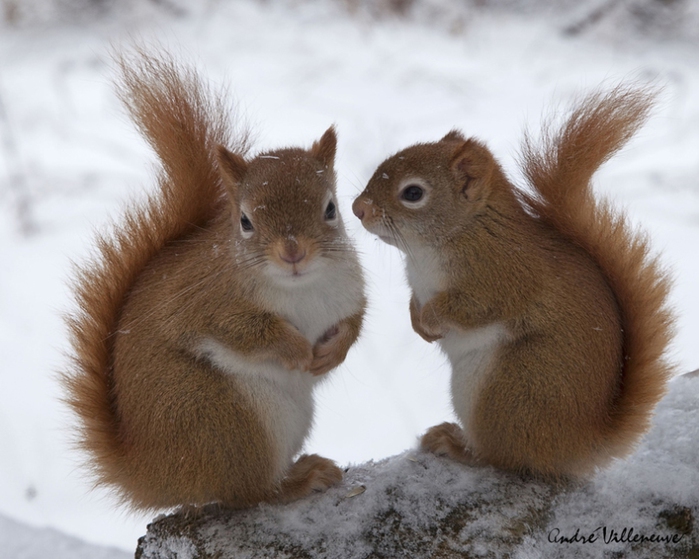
[353,85,675,478]
[63,51,366,510]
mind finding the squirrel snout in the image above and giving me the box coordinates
[277,238,308,265]
[352,198,369,220]
[280,249,307,264]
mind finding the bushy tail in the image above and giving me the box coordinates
[519,85,675,456]
[62,50,250,487]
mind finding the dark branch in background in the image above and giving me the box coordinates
[1,0,187,26]
[147,0,187,18]
[2,0,18,24]
[564,0,626,36]
[0,81,34,236]
[0,0,695,42]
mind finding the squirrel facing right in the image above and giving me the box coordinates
[353,86,674,478]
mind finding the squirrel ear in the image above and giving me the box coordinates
[450,139,495,201]
[440,129,466,143]
[217,145,247,192]
[310,126,337,169]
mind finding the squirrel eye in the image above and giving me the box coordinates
[401,185,424,202]
[240,213,254,232]
[324,200,337,221]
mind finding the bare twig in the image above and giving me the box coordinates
[564,0,626,36]
[2,0,19,24]
[0,82,35,235]
[147,0,187,17]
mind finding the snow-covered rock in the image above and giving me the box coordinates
[136,372,699,559]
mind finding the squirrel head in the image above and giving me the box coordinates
[217,126,349,285]
[352,131,505,251]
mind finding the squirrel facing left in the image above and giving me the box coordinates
[62,51,366,511]
[353,86,674,479]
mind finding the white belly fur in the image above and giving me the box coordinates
[403,245,506,443]
[439,323,506,443]
[198,259,364,479]
[198,338,317,477]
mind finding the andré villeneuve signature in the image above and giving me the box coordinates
[548,527,684,545]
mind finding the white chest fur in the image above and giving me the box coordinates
[403,243,446,307]
[196,339,317,475]
[403,242,505,443]
[260,260,365,344]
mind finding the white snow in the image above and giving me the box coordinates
[0,0,697,555]
[138,372,699,558]
[0,512,130,559]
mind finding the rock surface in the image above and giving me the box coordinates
[136,373,699,558]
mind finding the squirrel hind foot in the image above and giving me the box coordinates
[421,422,479,466]
[275,454,343,504]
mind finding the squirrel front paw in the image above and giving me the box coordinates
[309,323,349,376]
[275,325,314,372]
[411,297,447,342]
[410,296,441,342]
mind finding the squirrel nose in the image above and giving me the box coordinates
[278,236,307,264]
[280,248,306,264]
[352,198,367,220]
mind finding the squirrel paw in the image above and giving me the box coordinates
[421,422,478,466]
[277,454,343,502]
[410,296,443,342]
[309,324,348,376]
[414,321,444,343]
[418,301,448,341]
[277,330,314,372]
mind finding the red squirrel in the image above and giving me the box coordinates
[63,51,366,510]
[352,86,674,478]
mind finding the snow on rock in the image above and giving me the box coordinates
[0,512,131,559]
[136,372,699,559]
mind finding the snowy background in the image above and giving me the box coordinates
[0,0,697,556]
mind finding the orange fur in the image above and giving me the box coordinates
[519,86,675,458]
[62,50,364,511]
[62,51,247,500]
[354,85,675,478]
[276,454,344,504]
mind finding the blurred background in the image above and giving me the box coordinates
[0,0,697,555]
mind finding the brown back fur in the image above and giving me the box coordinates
[519,85,675,457]
[353,85,675,478]
[62,50,250,503]
[64,51,364,511]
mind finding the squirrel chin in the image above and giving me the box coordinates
[265,263,320,286]
[364,221,405,249]
[369,229,400,248]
